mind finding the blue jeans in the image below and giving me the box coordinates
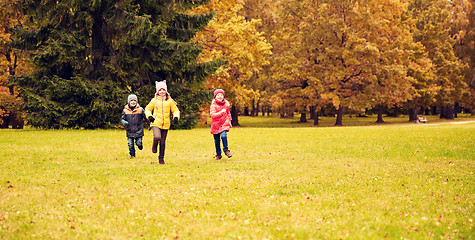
[213,131,228,155]
[127,137,143,157]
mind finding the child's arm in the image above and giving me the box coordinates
[120,110,128,127]
[227,107,232,126]
[144,98,155,121]
[171,100,180,120]
[143,110,150,124]
[210,104,226,119]
[142,110,151,130]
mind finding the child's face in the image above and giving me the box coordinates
[215,93,224,101]
[158,89,167,97]
[129,100,137,107]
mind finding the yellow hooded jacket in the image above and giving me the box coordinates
[145,96,180,130]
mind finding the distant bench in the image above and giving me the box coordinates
[416,116,428,123]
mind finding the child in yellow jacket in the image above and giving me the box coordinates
[145,81,180,164]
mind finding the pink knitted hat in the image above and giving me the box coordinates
[213,89,225,98]
[155,81,168,93]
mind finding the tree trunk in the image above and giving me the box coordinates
[444,105,455,119]
[313,108,319,126]
[4,48,24,129]
[408,108,418,122]
[439,106,445,119]
[309,106,316,120]
[300,111,307,123]
[376,105,385,123]
[1,115,10,128]
[244,107,249,116]
[255,99,260,116]
[231,105,239,126]
[334,105,343,126]
[10,113,24,129]
[251,99,255,117]
[454,102,460,118]
[90,6,108,77]
[431,106,437,115]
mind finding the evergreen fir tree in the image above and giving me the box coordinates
[12,0,221,129]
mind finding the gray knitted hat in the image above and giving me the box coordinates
[127,94,138,104]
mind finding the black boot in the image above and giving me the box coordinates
[159,157,165,164]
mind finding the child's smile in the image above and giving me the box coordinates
[215,93,224,101]
[158,89,167,97]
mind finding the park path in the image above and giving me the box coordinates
[419,120,475,126]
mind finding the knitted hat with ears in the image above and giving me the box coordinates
[213,89,225,98]
[155,81,168,93]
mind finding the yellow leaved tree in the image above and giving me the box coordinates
[409,0,468,119]
[0,0,32,128]
[189,0,272,126]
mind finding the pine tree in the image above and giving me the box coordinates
[11,0,220,129]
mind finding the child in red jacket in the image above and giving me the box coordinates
[210,89,232,160]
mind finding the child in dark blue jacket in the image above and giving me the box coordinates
[120,94,150,158]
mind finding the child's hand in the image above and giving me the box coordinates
[123,121,128,127]
[148,126,152,131]
[148,116,155,123]
[173,117,179,125]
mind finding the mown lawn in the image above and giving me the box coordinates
[227,113,475,128]
[0,118,474,239]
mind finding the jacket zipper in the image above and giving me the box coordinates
[161,98,165,129]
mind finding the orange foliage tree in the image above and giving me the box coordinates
[189,0,272,126]
[409,0,468,119]
[0,0,32,128]
[451,0,474,115]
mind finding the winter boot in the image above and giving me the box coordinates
[224,150,232,158]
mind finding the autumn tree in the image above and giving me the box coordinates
[267,0,468,126]
[306,0,389,126]
[190,0,272,126]
[0,0,31,128]
[362,0,420,123]
[240,0,280,117]
[12,0,220,129]
[451,0,474,115]
[408,0,468,119]
[267,0,324,124]
[404,48,439,122]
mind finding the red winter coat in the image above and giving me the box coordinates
[210,99,232,134]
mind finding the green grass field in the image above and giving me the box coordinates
[1,116,474,239]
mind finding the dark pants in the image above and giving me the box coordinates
[213,131,228,155]
[152,127,168,160]
[127,137,142,157]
